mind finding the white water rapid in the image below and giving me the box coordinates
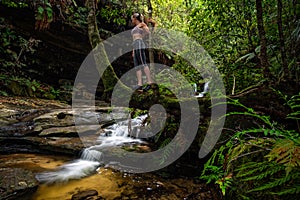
[36,114,148,184]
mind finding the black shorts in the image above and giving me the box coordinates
[132,39,147,70]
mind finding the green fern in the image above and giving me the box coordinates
[248,172,295,193]
[286,94,300,131]
[159,137,172,148]
[267,138,300,174]
[222,98,275,128]
[157,138,175,166]
[200,95,300,198]
[287,111,300,120]
[237,161,282,180]
[237,161,284,181]
[200,145,228,183]
[234,138,300,196]
[271,186,300,196]
[287,94,300,110]
[275,90,300,131]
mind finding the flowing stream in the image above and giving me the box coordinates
[0,153,137,200]
[0,98,220,199]
[36,114,149,184]
[0,114,220,199]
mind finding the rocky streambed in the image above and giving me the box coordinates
[0,97,115,155]
[0,97,221,200]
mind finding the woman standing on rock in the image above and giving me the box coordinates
[131,13,156,92]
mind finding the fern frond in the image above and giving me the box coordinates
[289,104,300,109]
[236,161,277,179]
[241,164,284,181]
[224,112,273,127]
[287,94,300,106]
[159,139,175,166]
[236,161,265,172]
[287,111,300,120]
[271,185,300,195]
[159,137,172,148]
[248,172,294,192]
[267,139,300,175]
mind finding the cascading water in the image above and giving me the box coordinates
[36,114,148,184]
[194,80,210,98]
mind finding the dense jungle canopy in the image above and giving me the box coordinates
[0,0,300,199]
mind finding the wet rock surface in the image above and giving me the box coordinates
[0,168,38,200]
[0,137,85,155]
[71,189,104,200]
[0,97,116,156]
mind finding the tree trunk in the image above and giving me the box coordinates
[85,0,120,99]
[255,0,270,80]
[147,0,155,76]
[277,0,289,79]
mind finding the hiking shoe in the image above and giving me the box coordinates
[142,84,151,92]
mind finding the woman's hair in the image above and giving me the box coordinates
[131,13,144,22]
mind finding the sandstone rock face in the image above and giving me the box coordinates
[0,168,39,200]
[33,109,75,132]
[0,98,118,155]
[0,108,19,126]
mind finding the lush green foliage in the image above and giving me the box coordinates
[99,6,128,26]
[0,18,38,72]
[65,6,88,28]
[0,0,28,8]
[1,0,299,93]
[0,74,60,99]
[0,17,59,99]
[200,94,300,199]
[152,0,189,31]
[34,1,54,30]
[152,0,299,93]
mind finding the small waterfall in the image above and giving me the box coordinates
[36,114,148,184]
[203,81,210,93]
[195,81,210,98]
[81,149,103,161]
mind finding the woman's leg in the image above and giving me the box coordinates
[136,69,143,86]
[143,66,153,84]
